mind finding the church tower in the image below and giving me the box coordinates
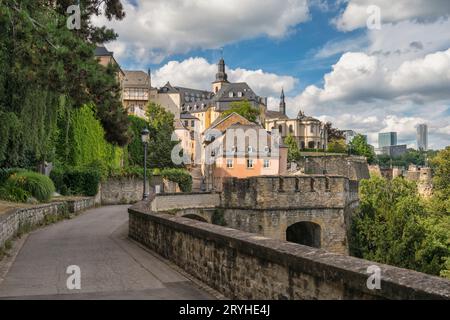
[212,58,229,93]
[279,88,286,115]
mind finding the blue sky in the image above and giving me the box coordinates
[94,0,450,149]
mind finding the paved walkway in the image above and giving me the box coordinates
[0,205,214,300]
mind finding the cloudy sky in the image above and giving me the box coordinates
[93,0,450,149]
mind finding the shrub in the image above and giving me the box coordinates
[0,181,30,202]
[161,168,192,192]
[7,171,55,202]
[0,168,26,185]
[50,166,101,197]
[108,166,144,179]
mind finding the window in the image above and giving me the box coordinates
[310,125,314,134]
[247,159,254,169]
[278,125,283,134]
[191,120,195,127]
[226,159,233,168]
[229,92,234,98]
[184,120,188,127]
[264,146,271,154]
[237,92,243,97]
[263,159,270,168]
[289,125,294,134]
[247,146,253,154]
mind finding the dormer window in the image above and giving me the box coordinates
[237,92,243,97]
[229,92,234,98]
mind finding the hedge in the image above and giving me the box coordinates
[160,168,192,193]
[51,166,101,197]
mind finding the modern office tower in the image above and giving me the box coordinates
[378,132,397,148]
[417,124,428,151]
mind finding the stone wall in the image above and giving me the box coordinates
[129,204,450,300]
[221,176,355,209]
[0,197,95,249]
[296,155,369,181]
[100,175,180,205]
[151,192,219,212]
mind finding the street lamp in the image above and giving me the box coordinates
[141,127,150,201]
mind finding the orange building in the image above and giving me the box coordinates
[203,113,288,190]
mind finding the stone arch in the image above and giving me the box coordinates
[182,214,208,223]
[286,221,321,248]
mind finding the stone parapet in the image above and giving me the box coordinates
[129,204,450,300]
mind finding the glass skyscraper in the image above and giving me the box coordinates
[417,124,428,151]
[378,132,397,148]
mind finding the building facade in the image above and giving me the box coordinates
[417,124,428,151]
[122,70,151,118]
[378,132,397,148]
[202,113,288,190]
[264,90,328,150]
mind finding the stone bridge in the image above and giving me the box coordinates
[149,175,359,254]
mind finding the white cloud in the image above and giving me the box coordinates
[93,0,310,64]
[334,0,450,32]
[152,57,298,98]
[286,49,450,149]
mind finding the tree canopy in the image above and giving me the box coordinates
[284,135,301,163]
[221,100,260,123]
[0,0,129,168]
[351,175,450,278]
[349,134,376,164]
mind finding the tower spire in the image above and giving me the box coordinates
[215,57,228,82]
[279,88,286,115]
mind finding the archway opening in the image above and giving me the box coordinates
[182,214,208,223]
[286,222,321,248]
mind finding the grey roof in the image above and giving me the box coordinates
[266,110,289,120]
[182,82,267,114]
[180,112,199,120]
[123,71,150,88]
[94,46,113,57]
[157,82,179,94]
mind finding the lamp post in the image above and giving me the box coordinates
[141,127,150,201]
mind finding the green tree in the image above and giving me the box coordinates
[284,135,301,163]
[221,100,259,123]
[428,147,450,215]
[327,139,347,154]
[127,116,149,167]
[0,0,129,168]
[351,176,450,277]
[146,103,179,169]
[349,134,376,164]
